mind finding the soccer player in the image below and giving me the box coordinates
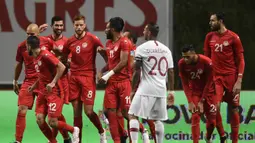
[179,45,217,143]
[128,23,175,143]
[204,12,245,143]
[62,14,107,143]
[26,36,79,143]
[98,17,133,143]
[12,23,54,143]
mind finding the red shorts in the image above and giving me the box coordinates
[18,79,37,109]
[104,80,131,110]
[35,92,64,118]
[60,75,69,104]
[69,75,96,105]
[214,74,239,106]
[192,94,217,118]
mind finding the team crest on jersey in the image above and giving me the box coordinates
[58,45,63,50]
[38,61,42,66]
[82,42,88,48]
[114,46,118,51]
[223,41,229,46]
[41,46,46,50]
[197,69,203,74]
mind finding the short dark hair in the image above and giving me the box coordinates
[124,29,138,44]
[182,44,195,53]
[212,12,225,22]
[27,36,40,49]
[147,22,159,37]
[109,17,125,32]
[73,14,85,23]
[51,16,63,25]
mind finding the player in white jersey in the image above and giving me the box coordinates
[128,23,175,143]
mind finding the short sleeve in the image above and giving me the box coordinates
[119,39,130,52]
[93,35,104,48]
[44,52,59,66]
[135,45,145,62]
[16,45,23,62]
[167,49,174,68]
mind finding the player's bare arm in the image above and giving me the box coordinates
[167,68,175,106]
[28,78,39,92]
[46,61,66,92]
[38,23,48,33]
[13,61,23,94]
[130,58,142,101]
[97,46,108,62]
[100,50,129,83]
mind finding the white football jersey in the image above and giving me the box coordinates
[135,40,173,97]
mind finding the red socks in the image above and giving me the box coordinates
[15,112,26,142]
[107,111,120,142]
[191,113,200,143]
[216,112,225,137]
[39,121,57,143]
[231,112,240,143]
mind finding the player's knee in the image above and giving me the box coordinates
[18,105,28,114]
[36,114,45,126]
[216,103,221,111]
[207,118,216,127]
[48,118,58,128]
[231,106,239,113]
[84,109,93,116]
[128,114,138,120]
[191,113,200,125]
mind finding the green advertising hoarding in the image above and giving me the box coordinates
[1,91,254,143]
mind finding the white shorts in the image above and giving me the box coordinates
[128,95,168,121]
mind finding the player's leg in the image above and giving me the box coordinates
[15,82,35,143]
[146,119,156,143]
[35,93,57,143]
[104,82,120,143]
[116,109,128,142]
[52,114,71,143]
[47,94,80,143]
[204,96,217,143]
[190,96,201,143]
[81,76,106,143]
[69,75,83,143]
[214,76,226,141]
[154,121,164,143]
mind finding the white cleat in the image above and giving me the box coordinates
[100,129,107,143]
[142,129,150,143]
[72,127,80,143]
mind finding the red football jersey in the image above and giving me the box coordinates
[62,32,103,76]
[106,37,132,82]
[178,55,214,102]
[203,30,244,75]
[16,41,37,79]
[47,35,68,52]
[16,37,54,79]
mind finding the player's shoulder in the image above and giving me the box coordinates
[66,35,77,44]
[227,30,240,39]
[199,54,212,64]
[120,37,132,44]
[18,40,27,48]
[178,58,185,66]
[41,50,54,57]
[205,31,215,38]
[39,36,50,42]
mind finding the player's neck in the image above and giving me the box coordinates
[33,48,41,58]
[149,37,157,40]
[112,33,121,43]
[192,54,199,64]
[52,33,62,40]
[217,26,227,34]
[75,31,86,39]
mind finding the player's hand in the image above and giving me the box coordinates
[233,78,242,96]
[28,84,36,93]
[98,78,107,84]
[167,92,174,106]
[46,82,55,92]
[39,23,48,33]
[13,80,19,95]
[188,102,197,113]
[197,101,204,113]
[97,71,103,82]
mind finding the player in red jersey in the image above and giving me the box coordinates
[62,14,107,143]
[179,45,217,143]
[204,13,245,143]
[12,23,57,143]
[27,36,80,143]
[98,17,133,143]
[13,24,41,143]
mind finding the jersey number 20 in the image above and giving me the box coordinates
[148,56,168,76]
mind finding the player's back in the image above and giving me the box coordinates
[135,40,173,97]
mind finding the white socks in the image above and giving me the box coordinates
[129,119,139,143]
[155,121,164,143]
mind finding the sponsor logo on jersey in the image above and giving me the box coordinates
[198,69,203,74]
[58,45,63,50]
[38,61,42,66]
[114,46,118,51]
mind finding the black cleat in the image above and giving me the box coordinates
[220,136,227,143]
[64,138,71,143]
[120,135,128,143]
